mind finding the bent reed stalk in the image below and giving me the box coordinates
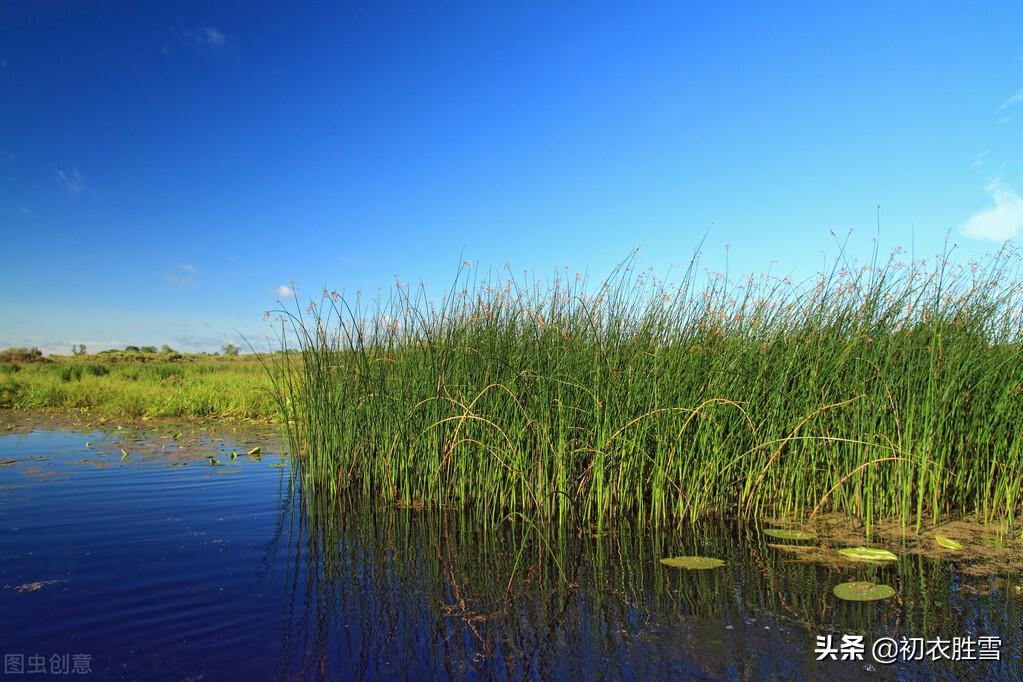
[265,245,1023,530]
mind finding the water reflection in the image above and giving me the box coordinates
[275,480,1023,680]
[2,424,1020,680]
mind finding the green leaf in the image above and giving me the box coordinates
[763,529,816,541]
[659,556,725,570]
[208,457,222,466]
[120,448,130,460]
[838,547,898,562]
[934,535,963,551]
[247,447,261,455]
[833,581,896,601]
[230,452,238,459]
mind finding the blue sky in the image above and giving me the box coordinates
[2,2,1022,353]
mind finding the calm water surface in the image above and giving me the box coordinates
[1,425,1021,680]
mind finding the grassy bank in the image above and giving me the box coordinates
[272,247,1023,530]
[0,352,275,421]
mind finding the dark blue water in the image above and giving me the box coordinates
[1,424,1022,680]
[0,427,289,680]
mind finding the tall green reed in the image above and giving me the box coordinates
[266,245,1023,530]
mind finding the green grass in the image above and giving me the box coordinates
[270,246,1023,530]
[0,353,275,421]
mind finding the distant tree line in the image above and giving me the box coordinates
[0,342,246,361]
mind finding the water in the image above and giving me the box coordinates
[1,422,1021,680]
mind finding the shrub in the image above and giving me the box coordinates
[58,365,82,382]
[0,347,47,363]
[85,364,109,377]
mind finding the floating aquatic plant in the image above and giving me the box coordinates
[838,547,898,562]
[934,535,964,551]
[659,556,725,570]
[833,581,896,601]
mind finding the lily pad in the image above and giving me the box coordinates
[833,581,896,601]
[838,547,898,562]
[764,529,816,541]
[660,556,725,570]
[934,535,964,551]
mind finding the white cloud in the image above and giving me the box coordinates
[17,207,30,214]
[176,26,233,56]
[165,264,199,286]
[960,180,1023,241]
[55,166,83,193]
[200,27,225,48]
[969,151,988,169]
[997,89,1023,113]
[276,284,295,298]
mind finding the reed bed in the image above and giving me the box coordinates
[267,246,1023,529]
[0,356,274,420]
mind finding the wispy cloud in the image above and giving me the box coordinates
[960,180,1023,242]
[168,25,235,57]
[997,88,1023,123]
[997,89,1023,113]
[969,151,989,169]
[55,166,83,193]
[165,263,199,286]
[17,207,30,215]
[276,284,295,298]
[197,26,226,48]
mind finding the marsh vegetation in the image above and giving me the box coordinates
[0,350,273,420]
[269,246,1023,530]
